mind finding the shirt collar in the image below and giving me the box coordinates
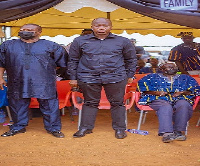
[88,33,115,39]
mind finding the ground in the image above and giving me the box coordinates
[0,108,200,166]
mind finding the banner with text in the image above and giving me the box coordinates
[160,0,198,10]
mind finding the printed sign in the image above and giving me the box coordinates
[160,0,198,10]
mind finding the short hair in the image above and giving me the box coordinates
[21,24,42,32]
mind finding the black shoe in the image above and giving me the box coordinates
[158,132,165,136]
[115,129,127,139]
[73,129,93,138]
[162,133,176,143]
[174,131,186,141]
[1,128,26,137]
[47,131,65,138]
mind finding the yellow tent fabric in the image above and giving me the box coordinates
[1,7,200,37]
[0,27,4,37]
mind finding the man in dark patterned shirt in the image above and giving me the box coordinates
[168,32,200,75]
[68,17,137,139]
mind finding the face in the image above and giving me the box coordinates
[137,60,145,67]
[130,39,136,45]
[19,24,41,40]
[181,36,194,45]
[150,58,158,66]
[91,18,112,37]
[160,63,178,75]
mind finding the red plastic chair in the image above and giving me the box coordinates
[135,92,154,130]
[194,96,200,127]
[29,80,73,120]
[126,74,147,92]
[135,92,200,134]
[72,86,135,128]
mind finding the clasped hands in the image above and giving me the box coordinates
[155,91,185,97]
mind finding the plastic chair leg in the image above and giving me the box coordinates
[125,110,128,129]
[61,108,65,116]
[137,110,144,130]
[78,109,82,129]
[185,121,189,135]
[142,112,148,124]
[126,99,131,113]
[196,117,200,127]
[6,106,12,122]
[67,106,75,122]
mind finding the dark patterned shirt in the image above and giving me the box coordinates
[168,43,200,71]
[68,33,137,84]
[0,39,68,99]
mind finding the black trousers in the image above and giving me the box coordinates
[78,79,127,130]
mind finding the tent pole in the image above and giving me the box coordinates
[107,12,110,19]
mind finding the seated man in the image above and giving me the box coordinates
[137,63,198,143]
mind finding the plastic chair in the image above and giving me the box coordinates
[135,92,154,130]
[72,86,135,128]
[194,96,200,127]
[126,74,147,92]
[0,86,12,122]
[135,92,200,134]
[29,80,74,121]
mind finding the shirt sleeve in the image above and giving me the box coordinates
[0,42,7,68]
[52,43,68,68]
[67,38,81,80]
[123,39,137,78]
[168,46,182,62]
[186,75,199,94]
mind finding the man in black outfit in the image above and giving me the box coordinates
[68,17,137,139]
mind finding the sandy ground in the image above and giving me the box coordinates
[0,107,200,166]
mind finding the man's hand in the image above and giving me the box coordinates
[127,78,134,84]
[0,78,7,90]
[69,80,78,88]
[158,91,168,96]
[172,90,190,97]
[144,91,168,96]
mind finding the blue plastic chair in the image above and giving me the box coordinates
[0,86,12,122]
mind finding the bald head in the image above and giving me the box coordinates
[92,17,112,26]
[91,17,112,39]
[159,63,178,75]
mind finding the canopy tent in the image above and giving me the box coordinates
[108,0,200,29]
[0,0,200,37]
